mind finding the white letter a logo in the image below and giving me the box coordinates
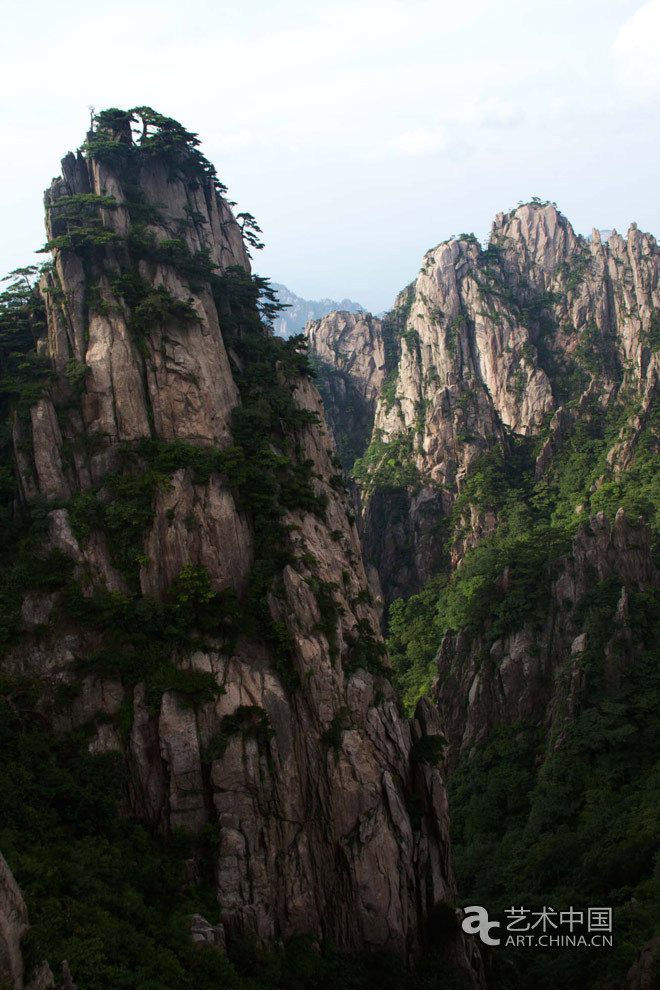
[461,906,501,946]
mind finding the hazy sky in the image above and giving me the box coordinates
[1,0,659,312]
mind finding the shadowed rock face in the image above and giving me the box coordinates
[3,116,483,984]
[305,311,387,472]
[434,509,658,768]
[0,854,54,989]
[306,203,660,602]
[0,852,30,989]
[306,311,387,410]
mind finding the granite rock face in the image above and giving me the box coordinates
[434,509,658,767]
[305,311,387,471]
[306,203,660,601]
[0,854,54,990]
[306,311,387,410]
[3,114,482,984]
[31,146,249,601]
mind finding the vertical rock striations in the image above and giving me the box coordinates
[0,108,481,982]
[306,202,660,601]
[0,854,54,989]
[435,509,658,766]
[305,310,387,470]
[303,203,660,990]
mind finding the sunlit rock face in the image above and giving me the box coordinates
[307,203,660,601]
[4,112,483,984]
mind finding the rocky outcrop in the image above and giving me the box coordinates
[306,311,387,408]
[306,203,660,601]
[359,485,449,604]
[0,853,30,989]
[304,202,660,990]
[627,936,660,990]
[2,110,482,982]
[434,510,657,767]
[0,854,54,990]
[306,311,387,470]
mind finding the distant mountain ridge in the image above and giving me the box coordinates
[270,282,364,337]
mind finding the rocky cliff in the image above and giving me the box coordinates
[423,500,660,989]
[307,202,660,602]
[0,855,54,990]
[435,508,657,766]
[0,108,483,986]
[305,202,660,989]
[305,310,387,470]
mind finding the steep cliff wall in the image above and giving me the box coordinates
[0,108,482,985]
[307,202,660,601]
[0,855,54,990]
[328,204,660,990]
[435,509,657,765]
[306,310,387,469]
[422,503,660,990]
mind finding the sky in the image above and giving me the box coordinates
[1,0,659,313]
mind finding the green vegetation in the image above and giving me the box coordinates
[385,362,660,987]
[352,429,420,494]
[208,277,330,688]
[378,285,415,374]
[66,438,233,587]
[380,369,400,413]
[0,107,477,990]
[321,706,351,751]
[305,357,373,470]
[0,109,344,701]
[311,297,418,477]
[449,624,660,989]
[388,575,448,709]
[345,617,388,676]
[10,105,660,989]
[410,734,447,766]
[1,272,328,698]
[574,319,621,381]
[0,105,334,691]
[644,309,660,352]
[387,390,659,712]
[557,241,593,294]
[389,521,570,711]
[0,681,468,990]
[43,193,121,253]
[82,106,227,192]
[61,567,238,712]
[236,211,265,257]
[203,705,274,762]
[446,316,462,356]
[0,267,50,411]
[0,268,65,650]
